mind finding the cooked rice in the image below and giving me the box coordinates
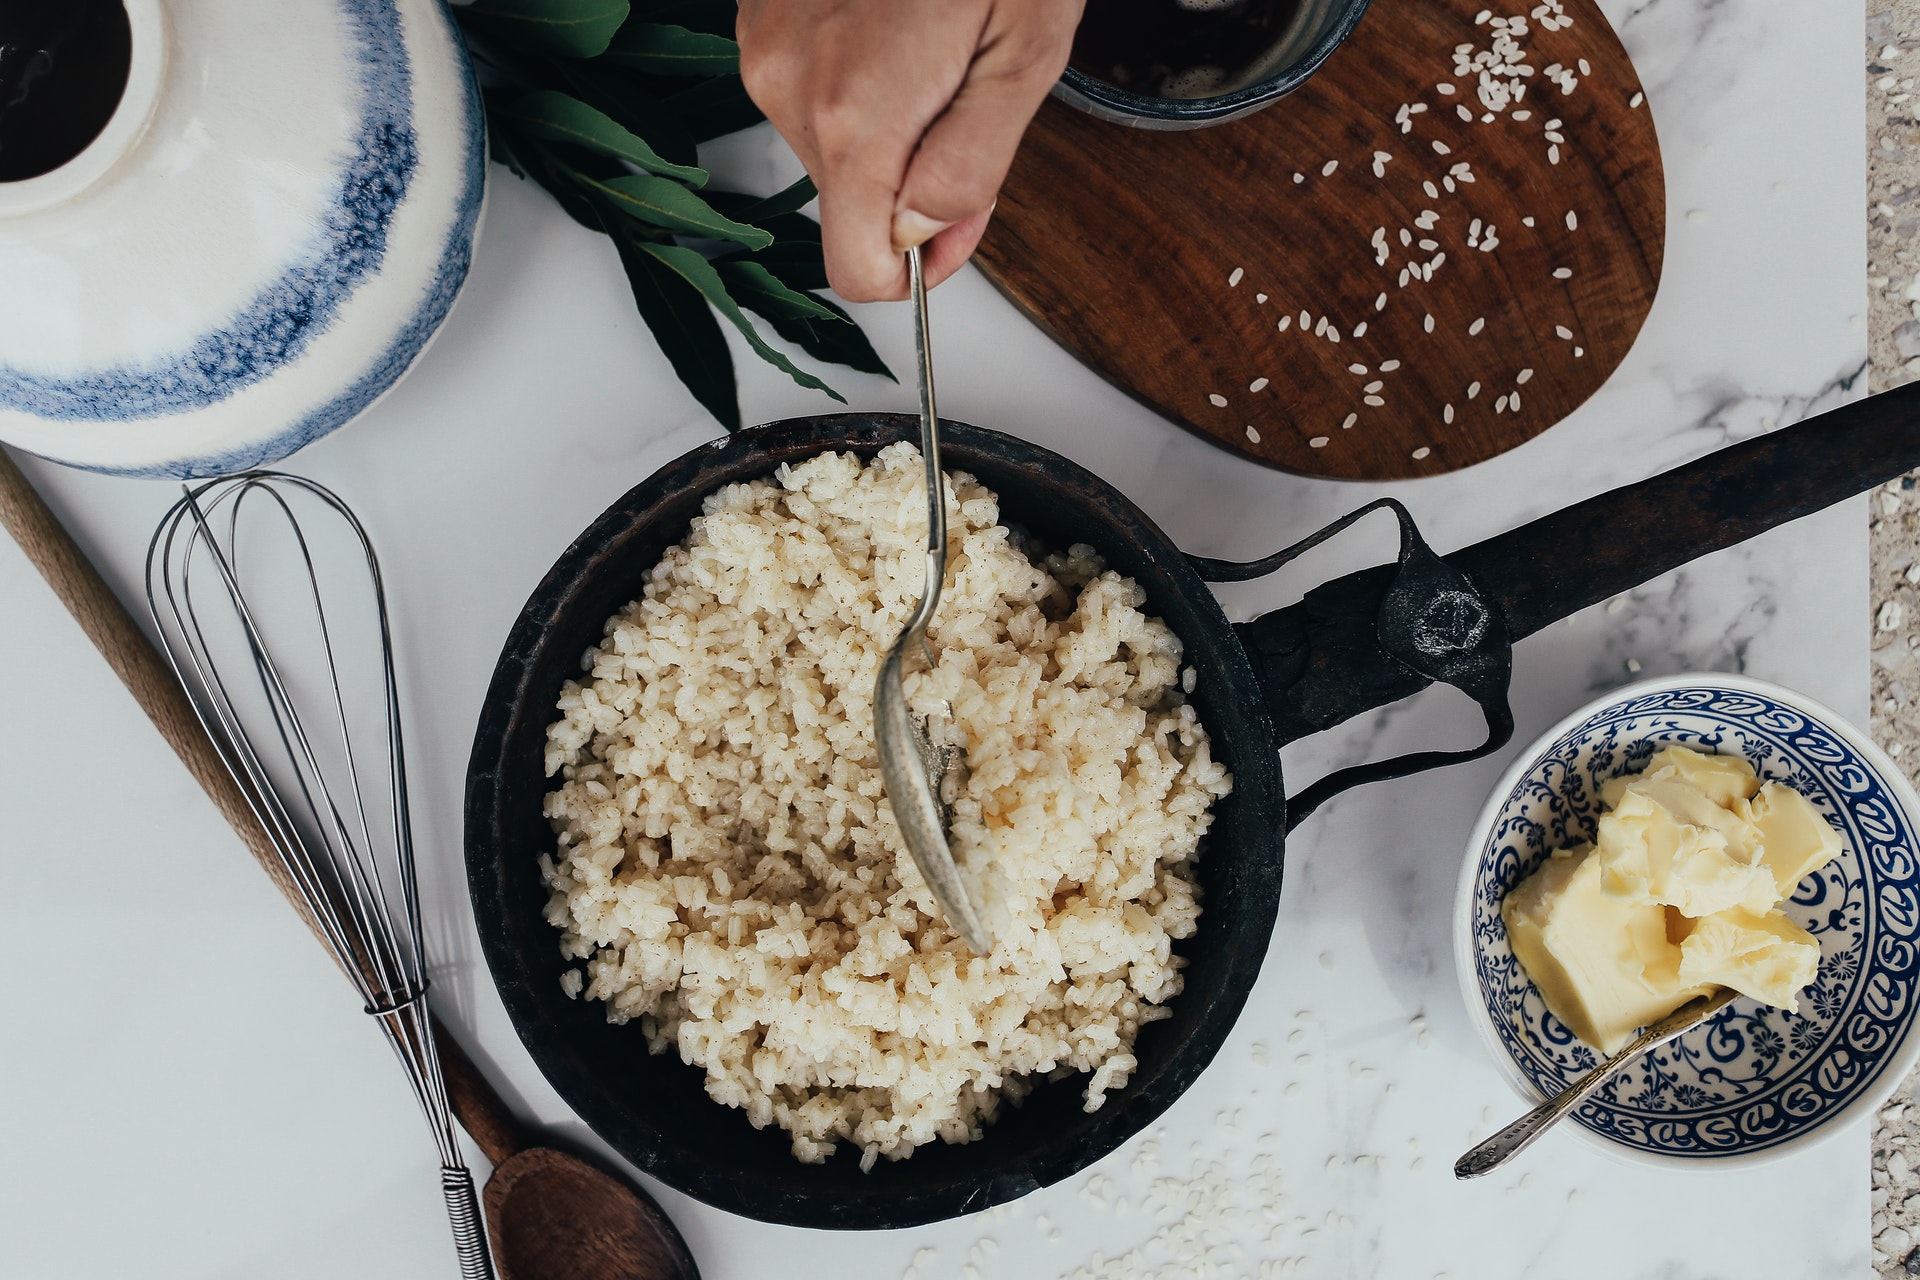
[539,445,1232,1168]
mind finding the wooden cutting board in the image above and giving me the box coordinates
[974,0,1663,480]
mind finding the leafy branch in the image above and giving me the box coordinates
[455,0,893,430]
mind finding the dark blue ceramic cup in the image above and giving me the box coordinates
[1054,0,1373,129]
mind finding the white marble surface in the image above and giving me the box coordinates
[0,0,1870,1275]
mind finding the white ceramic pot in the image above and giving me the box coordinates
[0,0,486,477]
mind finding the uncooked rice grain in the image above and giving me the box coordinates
[540,446,1231,1168]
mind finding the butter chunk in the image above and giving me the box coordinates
[1749,781,1842,898]
[1502,842,1709,1053]
[1594,774,1776,917]
[1503,745,1836,1054]
[1677,907,1822,1010]
[1598,745,1760,811]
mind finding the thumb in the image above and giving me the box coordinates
[890,21,1075,252]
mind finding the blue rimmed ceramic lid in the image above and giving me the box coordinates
[0,0,486,478]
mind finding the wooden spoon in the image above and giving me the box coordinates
[436,1030,700,1280]
[0,449,699,1280]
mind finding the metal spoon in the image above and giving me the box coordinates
[1453,986,1739,1179]
[874,244,991,954]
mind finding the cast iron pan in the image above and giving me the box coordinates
[467,390,1920,1229]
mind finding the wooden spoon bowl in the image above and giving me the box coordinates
[437,1027,701,1280]
[485,1148,699,1280]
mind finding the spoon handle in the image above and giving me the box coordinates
[904,242,945,638]
[1453,987,1737,1179]
[435,1023,527,1168]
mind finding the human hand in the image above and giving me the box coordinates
[737,0,1085,302]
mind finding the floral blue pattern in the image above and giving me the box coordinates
[1468,684,1918,1158]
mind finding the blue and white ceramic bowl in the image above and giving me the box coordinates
[1453,674,1920,1167]
[0,0,485,477]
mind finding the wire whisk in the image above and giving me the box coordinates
[145,472,492,1280]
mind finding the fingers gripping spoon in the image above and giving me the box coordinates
[874,245,992,954]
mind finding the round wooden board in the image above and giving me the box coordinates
[973,0,1663,480]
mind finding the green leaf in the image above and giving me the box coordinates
[752,210,824,246]
[487,121,530,178]
[611,231,741,429]
[739,286,895,382]
[493,89,708,186]
[602,23,740,76]
[661,74,764,142]
[718,270,894,385]
[588,173,774,249]
[554,61,700,166]
[705,176,817,226]
[636,242,846,403]
[490,122,608,230]
[716,247,825,293]
[715,261,838,322]
[461,0,631,58]
[638,0,738,37]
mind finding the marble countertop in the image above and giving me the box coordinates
[0,0,1870,1275]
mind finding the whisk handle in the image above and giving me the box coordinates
[442,1164,496,1280]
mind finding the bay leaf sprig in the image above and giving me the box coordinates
[455,0,892,430]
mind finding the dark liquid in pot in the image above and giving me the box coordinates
[0,0,132,182]
[1069,0,1306,100]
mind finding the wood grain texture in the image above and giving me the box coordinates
[436,1028,527,1169]
[974,0,1663,479]
[485,1149,701,1280]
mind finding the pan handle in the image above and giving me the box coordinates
[1193,500,1515,823]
